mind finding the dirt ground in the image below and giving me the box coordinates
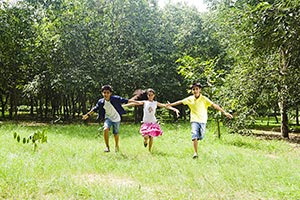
[252,129,300,147]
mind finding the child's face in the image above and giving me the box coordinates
[191,86,201,98]
[147,91,155,101]
[102,90,112,101]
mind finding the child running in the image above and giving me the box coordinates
[82,85,137,153]
[167,82,233,159]
[126,88,179,152]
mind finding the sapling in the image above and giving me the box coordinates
[13,130,47,151]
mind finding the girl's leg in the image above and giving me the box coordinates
[149,136,153,152]
[104,128,110,152]
[144,135,149,147]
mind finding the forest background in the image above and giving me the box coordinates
[1,0,300,138]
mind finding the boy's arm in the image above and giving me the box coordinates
[158,102,180,118]
[212,103,233,119]
[166,100,184,107]
[82,110,95,120]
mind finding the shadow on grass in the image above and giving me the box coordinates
[224,139,259,150]
[151,150,169,157]
[252,131,300,145]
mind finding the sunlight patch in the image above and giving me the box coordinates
[74,174,138,187]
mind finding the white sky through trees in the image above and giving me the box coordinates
[6,0,207,12]
[157,0,207,12]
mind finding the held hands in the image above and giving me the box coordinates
[224,112,233,119]
[166,101,171,108]
[165,101,180,118]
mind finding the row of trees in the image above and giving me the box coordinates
[1,0,299,138]
[206,0,300,137]
[1,0,225,120]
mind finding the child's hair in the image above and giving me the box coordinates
[146,88,155,94]
[189,82,203,89]
[132,88,156,100]
[101,85,113,92]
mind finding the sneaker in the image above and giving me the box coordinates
[192,153,198,159]
[104,147,110,152]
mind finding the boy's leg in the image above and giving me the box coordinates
[112,121,120,152]
[114,134,119,152]
[191,122,200,158]
[148,136,153,152]
[103,119,113,152]
[104,127,110,152]
[193,139,198,158]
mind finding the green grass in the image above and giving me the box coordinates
[0,122,300,199]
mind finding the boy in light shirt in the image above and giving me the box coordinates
[167,83,233,159]
[83,85,136,153]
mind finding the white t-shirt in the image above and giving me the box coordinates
[142,101,157,123]
[103,100,121,122]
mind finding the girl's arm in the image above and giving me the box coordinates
[157,102,180,118]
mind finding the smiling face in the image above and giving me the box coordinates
[102,89,112,101]
[191,86,201,98]
[147,91,155,101]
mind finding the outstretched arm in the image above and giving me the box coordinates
[123,101,144,107]
[166,100,184,107]
[212,103,233,119]
[82,109,95,120]
[157,102,180,118]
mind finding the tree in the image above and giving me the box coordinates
[247,1,300,138]
[0,2,36,119]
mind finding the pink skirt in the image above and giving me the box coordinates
[140,123,163,137]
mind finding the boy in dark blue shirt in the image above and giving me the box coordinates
[83,85,136,153]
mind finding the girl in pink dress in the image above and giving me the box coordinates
[127,88,179,151]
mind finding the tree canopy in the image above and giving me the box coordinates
[1,0,299,137]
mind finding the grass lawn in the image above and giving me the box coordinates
[0,121,300,199]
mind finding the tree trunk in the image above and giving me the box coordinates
[274,106,279,124]
[217,117,221,139]
[71,94,76,119]
[279,48,289,138]
[45,94,49,119]
[0,93,9,118]
[134,106,143,124]
[296,107,299,126]
[9,87,17,119]
[30,97,34,116]
[279,100,289,138]
[38,98,43,119]
[81,93,87,115]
